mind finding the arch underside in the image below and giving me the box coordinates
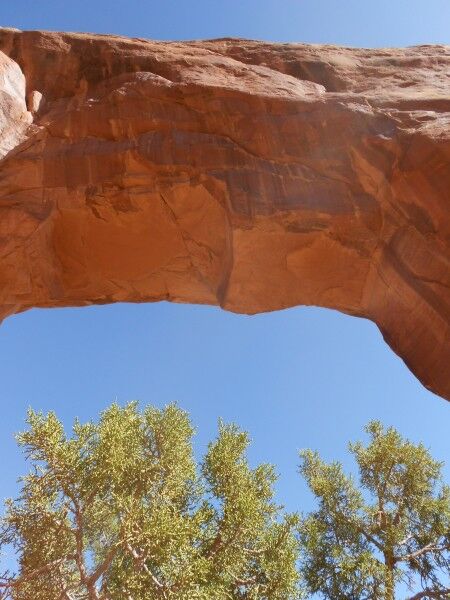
[0,29,449,399]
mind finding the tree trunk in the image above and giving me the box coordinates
[385,553,395,600]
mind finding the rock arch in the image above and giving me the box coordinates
[0,29,449,399]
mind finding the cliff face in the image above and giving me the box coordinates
[0,29,449,399]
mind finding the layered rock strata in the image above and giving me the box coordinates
[0,29,449,398]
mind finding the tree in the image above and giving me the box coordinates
[0,403,301,600]
[298,421,450,600]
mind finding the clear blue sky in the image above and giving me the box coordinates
[0,1,449,593]
[1,0,450,46]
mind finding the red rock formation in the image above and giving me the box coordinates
[0,28,449,399]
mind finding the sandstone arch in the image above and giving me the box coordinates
[0,29,449,399]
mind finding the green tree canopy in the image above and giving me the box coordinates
[0,403,301,600]
[298,421,450,600]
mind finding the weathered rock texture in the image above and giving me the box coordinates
[0,29,449,399]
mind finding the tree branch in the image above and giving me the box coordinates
[400,543,450,563]
[87,543,119,588]
[357,523,384,553]
[399,534,414,547]
[405,587,450,600]
[125,543,165,594]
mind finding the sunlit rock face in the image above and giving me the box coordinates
[0,28,448,399]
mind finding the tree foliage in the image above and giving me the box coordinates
[0,403,301,600]
[2,407,448,600]
[298,421,450,600]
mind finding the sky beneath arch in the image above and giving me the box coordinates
[0,0,449,593]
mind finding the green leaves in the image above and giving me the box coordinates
[1,403,300,600]
[2,409,447,600]
[298,421,450,600]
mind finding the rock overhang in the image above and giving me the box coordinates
[0,29,448,399]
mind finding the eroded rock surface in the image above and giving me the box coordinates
[0,29,449,399]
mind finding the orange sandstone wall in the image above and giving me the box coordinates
[0,29,449,399]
